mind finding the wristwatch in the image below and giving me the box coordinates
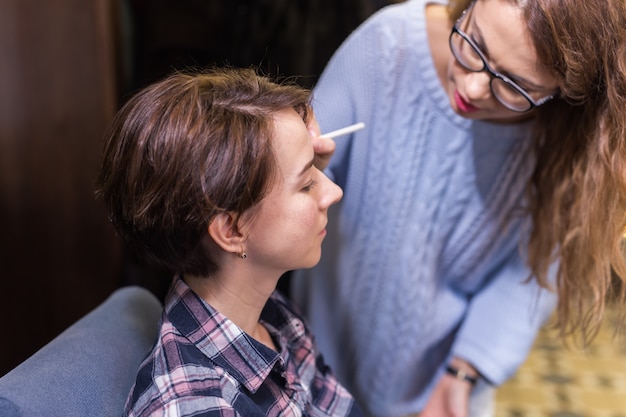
[445,364,478,385]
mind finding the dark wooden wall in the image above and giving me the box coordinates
[125,0,393,91]
[0,0,123,376]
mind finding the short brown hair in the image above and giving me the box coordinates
[96,68,311,276]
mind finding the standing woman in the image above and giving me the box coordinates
[292,0,626,416]
[97,68,363,417]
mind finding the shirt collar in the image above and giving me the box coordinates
[164,276,300,393]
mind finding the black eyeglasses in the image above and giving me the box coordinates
[449,1,556,112]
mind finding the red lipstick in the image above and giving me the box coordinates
[454,91,479,113]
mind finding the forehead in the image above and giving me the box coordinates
[471,0,554,87]
[471,0,530,53]
[269,109,312,172]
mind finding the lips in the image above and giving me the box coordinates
[454,91,479,113]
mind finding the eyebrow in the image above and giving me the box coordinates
[299,157,315,176]
[471,19,549,91]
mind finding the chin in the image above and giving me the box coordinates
[301,253,322,269]
[456,110,485,120]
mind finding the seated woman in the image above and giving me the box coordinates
[96,67,362,417]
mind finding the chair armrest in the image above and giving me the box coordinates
[0,286,162,417]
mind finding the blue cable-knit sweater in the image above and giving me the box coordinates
[291,1,557,416]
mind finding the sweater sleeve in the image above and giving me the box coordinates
[450,249,558,385]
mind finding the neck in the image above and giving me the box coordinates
[183,263,280,347]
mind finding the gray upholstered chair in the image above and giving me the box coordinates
[0,286,162,417]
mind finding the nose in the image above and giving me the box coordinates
[320,174,343,208]
[463,71,492,101]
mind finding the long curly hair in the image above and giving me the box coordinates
[449,0,626,342]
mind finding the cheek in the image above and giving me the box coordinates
[444,62,464,106]
[285,204,318,240]
[446,55,455,78]
[258,201,319,245]
[448,58,464,88]
[288,202,323,248]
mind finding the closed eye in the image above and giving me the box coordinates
[301,180,318,193]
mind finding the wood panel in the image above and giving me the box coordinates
[0,0,123,375]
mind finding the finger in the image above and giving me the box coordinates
[313,135,336,156]
[307,114,321,138]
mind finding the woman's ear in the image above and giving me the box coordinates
[207,212,245,253]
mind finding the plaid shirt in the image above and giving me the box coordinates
[124,276,363,417]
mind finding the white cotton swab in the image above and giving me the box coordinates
[320,122,365,139]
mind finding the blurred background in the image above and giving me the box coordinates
[0,0,401,376]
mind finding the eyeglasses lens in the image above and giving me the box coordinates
[450,32,483,71]
[450,31,532,112]
[491,80,531,112]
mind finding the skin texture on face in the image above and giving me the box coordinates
[240,108,343,275]
[444,0,557,123]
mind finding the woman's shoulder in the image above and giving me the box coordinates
[330,0,435,82]
[359,0,427,34]
[127,344,230,417]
